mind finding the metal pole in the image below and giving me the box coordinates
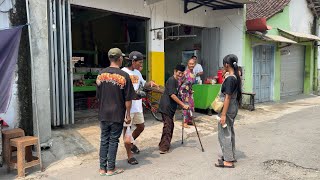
[190,110,204,152]
[150,24,181,31]
[26,0,44,171]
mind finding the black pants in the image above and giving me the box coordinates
[99,121,123,171]
[159,113,174,151]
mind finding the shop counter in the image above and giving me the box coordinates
[193,84,221,110]
[73,86,96,92]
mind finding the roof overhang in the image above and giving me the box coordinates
[278,28,320,42]
[248,31,297,44]
[184,0,256,13]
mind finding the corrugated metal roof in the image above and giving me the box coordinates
[278,28,320,41]
[265,34,297,44]
[248,31,297,43]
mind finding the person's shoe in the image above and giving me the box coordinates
[131,144,140,154]
[187,122,194,126]
[220,156,237,163]
[182,123,190,128]
[159,150,168,154]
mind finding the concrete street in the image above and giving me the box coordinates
[1,96,320,179]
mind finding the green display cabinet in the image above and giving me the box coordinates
[73,79,97,92]
[193,84,221,110]
[73,86,96,93]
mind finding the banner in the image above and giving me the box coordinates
[0,26,23,113]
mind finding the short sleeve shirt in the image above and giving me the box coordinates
[122,67,146,113]
[193,63,203,81]
[159,76,179,118]
[96,67,135,123]
[221,76,237,95]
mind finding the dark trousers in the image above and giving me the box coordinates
[99,121,123,171]
[159,113,174,151]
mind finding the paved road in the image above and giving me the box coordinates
[39,106,320,180]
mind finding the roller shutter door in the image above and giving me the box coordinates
[280,45,305,97]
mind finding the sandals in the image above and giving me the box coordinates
[220,156,237,163]
[182,123,190,128]
[128,157,139,165]
[215,159,235,168]
[131,144,140,154]
[159,150,168,154]
[187,122,194,126]
[100,168,125,176]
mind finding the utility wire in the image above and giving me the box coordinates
[226,16,245,33]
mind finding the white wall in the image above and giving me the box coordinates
[71,0,212,52]
[207,9,244,66]
[289,0,314,34]
[0,0,19,129]
[71,0,210,27]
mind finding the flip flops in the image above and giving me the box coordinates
[107,169,125,176]
[159,150,168,154]
[220,156,237,163]
[215,159,235,168]
[131,144,140,154]
[99,168,125,176]
[128,157,139,165]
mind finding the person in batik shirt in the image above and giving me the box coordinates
[179,58,196,128]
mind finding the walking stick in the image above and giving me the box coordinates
[181,113,184,144]
[190,110,205,152]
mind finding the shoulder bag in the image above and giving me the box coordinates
[211,75,236,113]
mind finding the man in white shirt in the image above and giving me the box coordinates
[192,55,204,83]
[122,51,157,165]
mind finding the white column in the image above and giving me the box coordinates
[28,0,52,143]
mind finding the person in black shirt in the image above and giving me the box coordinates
[215,54,242,168]
[96,48,135,176]
[158,64,189,154]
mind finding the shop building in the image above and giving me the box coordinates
[244,0,320,103]
[0,0,252,143]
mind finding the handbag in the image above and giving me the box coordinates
[211,75,237,113]
[211,93,224,113]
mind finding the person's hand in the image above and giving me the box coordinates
[149,80,158,87]
[220,114,226,126]
[125,113,131,125]
[96,79,101,86]
[182,104,189,110]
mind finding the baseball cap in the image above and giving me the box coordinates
[129,51,144,61]
[108,48,125,58]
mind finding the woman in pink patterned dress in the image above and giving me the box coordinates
[179,59,196,128]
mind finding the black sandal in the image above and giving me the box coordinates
[131,144,140,154]
[215,159,235,168]
[220,156,237,163]
[128,157,139,165]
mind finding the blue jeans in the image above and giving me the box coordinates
[99,121,123,171]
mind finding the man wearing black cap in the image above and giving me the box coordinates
[96,48,135,176]
[122,51,157,165]
[158,64,189,154]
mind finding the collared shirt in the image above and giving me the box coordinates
[193,63,203,82]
